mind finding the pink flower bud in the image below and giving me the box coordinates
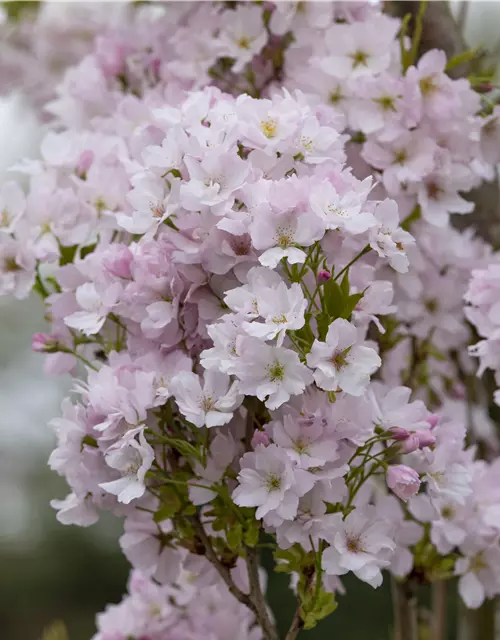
[416,431,436,449]
[398,434,420,454]
[32,332,59,353]
[390,426,411,441]
[76,150,94,177]
[386,464,420,501]
[426,414,439,430]
[317,270,331,283]
[251,430,270,448]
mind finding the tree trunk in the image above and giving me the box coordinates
[458,597,496,640]
[391,577,420,640]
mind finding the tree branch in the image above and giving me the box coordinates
[188,514,252,608]
[284,602,303,640]
[391,576,419,640]
[390,1,467,75]
[245,545,279,640]
[431,581,447,640]
[188,514,278,640]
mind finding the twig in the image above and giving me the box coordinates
[188,514,278,640]
[245,546,279,640]
[391,1,467,77]
[284,570,315,640]
[188,514,252,607]
[284,605,303,640]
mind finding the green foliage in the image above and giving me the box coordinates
[2,1,39,22]
[154,486,182,522]
[316,272,364,341]
[273,545,311,574]
[446,48,481,72]
[300,587,337,630]
[412,528,457,582]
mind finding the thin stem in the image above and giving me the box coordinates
[72,350,99,372]
[333,244,371,283]
[284,571,315,640]
[410,1,428,66]
[284,606,303,640]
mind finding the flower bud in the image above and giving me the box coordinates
[251,430,270,448]
[398,434,420,454]
[386,464,420,501]
[32,332,60,353]
[416,431,436,449]
[317,270,331,283]
[426,414,439,430]
[76,150,94,178]
[390,426,411,441]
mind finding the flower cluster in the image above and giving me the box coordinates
[3,1,500,638]
[94,566,263,640]
[466,262,500,405]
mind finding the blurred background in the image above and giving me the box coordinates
[0,2,497,639]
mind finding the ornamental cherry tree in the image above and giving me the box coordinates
[2,2,500,640]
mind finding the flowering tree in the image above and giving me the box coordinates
[2,2,500,639]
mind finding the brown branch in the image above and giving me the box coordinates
[188,514,278,640]
[245,546,279,640]
[431,581,447,640]
[188,514,253,608]
[391,576,419,640]
[284,604,303,640]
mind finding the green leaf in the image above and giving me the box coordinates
[446,47,481,72]
[341,292,364,320]
[243,521,260,547]
[160,436,202,462]
[273,545,305,573]
[226,523,243,550]
[340,271,350,298]
[301,590,337,630]
[316,312,330,342]
[323,279,345,319]
[154,487,182,522]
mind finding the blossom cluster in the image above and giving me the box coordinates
[2,1,500,638]
[94,566,263,640]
